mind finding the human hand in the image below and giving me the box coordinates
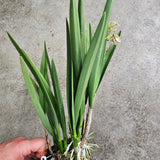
[0,137,46,160]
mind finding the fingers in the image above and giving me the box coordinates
[24,153,37,160]
[0,137,46,160]
[20,138,46,157]
[0,136,26,145]
[29,138,46,153]
[12,136,27,142]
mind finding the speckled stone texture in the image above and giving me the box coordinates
[0,0,160,159]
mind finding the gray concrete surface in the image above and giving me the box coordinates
[0,0,160,159]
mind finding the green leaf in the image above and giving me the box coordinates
[66,20,78,146]
[39,50,50,113]
[51,59,66,129]
[66,19,74,132]
[88,33,106,107]
[7,33,58,115]
[30,76,50,120]
[20,56,55,138]
[76,96,85,139]
[86,23,92,53]
[43,42,67,148]
[87,0,114,107]
[43,42,62,121]
[85,23,93,104]
[104,0,114,15]
[7,32,63,153]
[30,76,39,93]
[74,12,107,124]
[70,0,82,84]
[51,59,68,149]
[7,32,54,105]
[78,0,85,60]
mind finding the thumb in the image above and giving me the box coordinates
[20,138,46,157]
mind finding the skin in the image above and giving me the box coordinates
[0,137,46,160]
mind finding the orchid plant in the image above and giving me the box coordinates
[7,0,121,159]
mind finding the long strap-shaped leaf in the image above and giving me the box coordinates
[30,76,39,93]
[39,50,50,113]
[30,75,59,146]
[66,19,79,147]
[43,43,61,121]
[85,23,93,104]
[66,19,75,132]
[7,32,56,108]
[70,0,82,84]
[66,19,78,147]
[76,96,85,139]
[7,33,57,114]
[86,23,92,53]
[104,0,113,14]
[88,34,106,107]
[74,12,107,124]
[7,32,63,153]
[51,59,68,149]
[44,43,67,149]
[88,0,114,107]
[20,57,55,138]
[78,0,85,59]
[38,50,58,144]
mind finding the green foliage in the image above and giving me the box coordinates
[7,0,121,158]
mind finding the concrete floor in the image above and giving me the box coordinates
[0,0,160,159]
